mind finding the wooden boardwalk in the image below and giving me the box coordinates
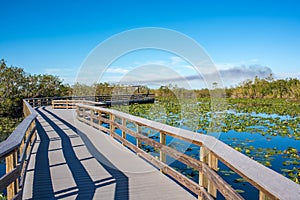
[2,98,300,200]
[23,107,196,200]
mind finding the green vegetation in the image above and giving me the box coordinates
[0,117,23,142]
[229,75,300,99]
[149,75,300,101]
[0,59,71,117]
[0,59,71,141]
[0,193,7,200]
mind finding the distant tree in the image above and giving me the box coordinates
[0,59,71,117]
[228,74,300,100]
[0,59,26,116]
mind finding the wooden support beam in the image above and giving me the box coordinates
[199,146,209,200]
[259,191,273,200]
[136,124,142,148]
[121,118,126,146]
[90,109,94,125]
[110,114,115,136]
[6,153,14,199]
[199,146,218,199]
[160,132,166,173]
[160,132,166,160]
[98,111,103,129]
[5,150,19,200]
[208,152,218,198]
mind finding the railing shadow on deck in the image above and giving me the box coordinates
[32,120,55,199]
[34,107,129,199]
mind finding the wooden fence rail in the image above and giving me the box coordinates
[26,94,155,108]
[76,103,300,200]
[52,99,105,109]
[0,100,37,200]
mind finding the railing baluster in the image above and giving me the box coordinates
[136,124,142,148]
[259,191,272,200]
[199,147,217,198]
[98,111,102,130]
[90,109,94,126]
[122,118,126,146]
[199,147,209,200]
[160,131,166,172]
[207,152,218,197]
[110,113,115,136]
[5,150,18,199]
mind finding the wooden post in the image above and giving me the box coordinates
[160,132,166,173]
[38,99,41,107]
[136,124,142,148]
[259,191,271,200]
[98,111,102,130]
[199,146,218,199]
[6,153,14,199]
[76,105,79,117]
[121,118,126,146]
[208,152,218,197]
[110,113,115,136]
[13,150,19,194]
[90,109,94,126]
[6,150,18,199]
[23,101,26,117]
[20,138,25,158]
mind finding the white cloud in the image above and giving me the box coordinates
[215,63,236,70]
[106,67,129,74]
[44,68,74,74]
[182,65,194,70]
[133,60,167,66]
[170,56,185,65]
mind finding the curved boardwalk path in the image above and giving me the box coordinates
[23,107,196,200]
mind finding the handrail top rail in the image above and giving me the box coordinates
[24,94,155,101]
[0,100,37,160]
[77,103,300,199]
[52,99,105,104]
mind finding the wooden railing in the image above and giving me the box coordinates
[52,100,105,109]
[0,100,37,200]
[76,103,300,200]
[26,94,155,108]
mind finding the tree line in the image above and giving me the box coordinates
[150,75,300,101]
[228,75,300,99]
[1,59,299,117]
[0,59,71,117]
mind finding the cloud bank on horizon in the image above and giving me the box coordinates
[97,63,275,89]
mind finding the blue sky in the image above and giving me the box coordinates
[1,0,300,88]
